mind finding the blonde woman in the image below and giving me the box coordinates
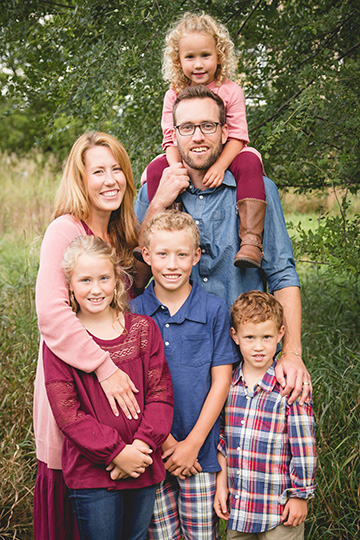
[33,132,150,540]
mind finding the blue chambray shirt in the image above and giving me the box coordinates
[135,172,300,310]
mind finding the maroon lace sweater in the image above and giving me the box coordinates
[43,312,174,490]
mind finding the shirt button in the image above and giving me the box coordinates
[202,248,206,253]
[237,470,241,475]
[199,195,204,200]
[165,323,170,328]
[241,420,245,424]
[161,305,165,310]
[165,341,169,346]
[235,494,240,500]
[195,220,200,225]
[237,447,241,451]
[203,277,208,283]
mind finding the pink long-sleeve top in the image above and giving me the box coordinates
[43,312,174,489]
[161,78,250,150]
[34,214,123,469]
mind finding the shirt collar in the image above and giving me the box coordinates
[232,359,278,393]
[187,169,236,193]
[142,280,207,324]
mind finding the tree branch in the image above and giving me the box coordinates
[223,0,264,35]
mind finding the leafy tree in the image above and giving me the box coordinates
[1,0,359,273]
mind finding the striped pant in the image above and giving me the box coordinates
[148,471,220,540]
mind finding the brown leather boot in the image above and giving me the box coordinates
[133,200,182,262]
[234,198,267,268]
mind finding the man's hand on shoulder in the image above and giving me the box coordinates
[275,352,312,405]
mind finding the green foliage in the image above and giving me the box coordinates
[1,1,359,186]
[290,211,360,277]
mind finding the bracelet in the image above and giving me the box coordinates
[281,351,302,358]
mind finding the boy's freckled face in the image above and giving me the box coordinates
[231,320,285,375]
[142,229,201,295]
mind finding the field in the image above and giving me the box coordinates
[0,153,359,539]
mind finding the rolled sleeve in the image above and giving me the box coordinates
[262,178,300,293]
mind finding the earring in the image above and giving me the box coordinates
[113,287,118,304]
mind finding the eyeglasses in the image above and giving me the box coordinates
[174,121,222,136]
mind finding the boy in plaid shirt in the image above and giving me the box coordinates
[214,291,316,539]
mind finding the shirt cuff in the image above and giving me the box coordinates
[279,485,316,504]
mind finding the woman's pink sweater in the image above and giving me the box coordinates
[34,214,118,470]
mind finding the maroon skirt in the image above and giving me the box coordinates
[33,460,80,540]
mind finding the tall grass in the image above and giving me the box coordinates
[0,153,359,539]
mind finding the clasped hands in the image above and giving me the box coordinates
[161,434,202,480]
[106,439,153,481]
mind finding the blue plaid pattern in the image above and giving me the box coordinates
[148,472,220,540]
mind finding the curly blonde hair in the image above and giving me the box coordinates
[163,12,237,92]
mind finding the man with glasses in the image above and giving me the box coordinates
[135,85,311,403]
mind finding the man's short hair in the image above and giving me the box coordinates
[173,85,226,126]
[231,291,284,331]
[143,210,200,251]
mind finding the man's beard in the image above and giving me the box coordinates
[178,139,223,171]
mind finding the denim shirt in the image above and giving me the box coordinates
[135,172,300,310]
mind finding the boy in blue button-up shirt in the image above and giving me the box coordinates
[132,210,238,540]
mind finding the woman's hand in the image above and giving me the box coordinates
[100,369,140,419]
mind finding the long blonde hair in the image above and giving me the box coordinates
[163,12,237,92]
[53,132,138,269]
[62,235,129,316]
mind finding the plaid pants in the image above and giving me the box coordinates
[148,471,220,540]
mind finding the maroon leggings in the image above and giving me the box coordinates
[146,150,266,202]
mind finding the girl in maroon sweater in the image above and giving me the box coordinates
[43,235,173,540]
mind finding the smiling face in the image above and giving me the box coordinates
[179,32,219,86]
[84,145,127,219]
[231,320,285,377]
[173,97,228,173]
[142,228,201,298]
[70,253,116,318]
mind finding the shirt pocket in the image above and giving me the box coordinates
[180,334,211,367]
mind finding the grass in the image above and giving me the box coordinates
[0,153,359,539]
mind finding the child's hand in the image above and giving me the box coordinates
[202,163,225,188]
[282,497,308,527]
[113,444,153,479]
[132,438,152,454]
[161,433,178,455]
[213,485,230,520]
[162,439,201,478]
[106,462,130,481]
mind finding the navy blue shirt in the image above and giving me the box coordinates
[132,281,238,472]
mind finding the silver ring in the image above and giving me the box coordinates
[303,382,310,386]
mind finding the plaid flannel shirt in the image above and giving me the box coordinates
[219,360,316,534]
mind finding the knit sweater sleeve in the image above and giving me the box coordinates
[36,215,117,381]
